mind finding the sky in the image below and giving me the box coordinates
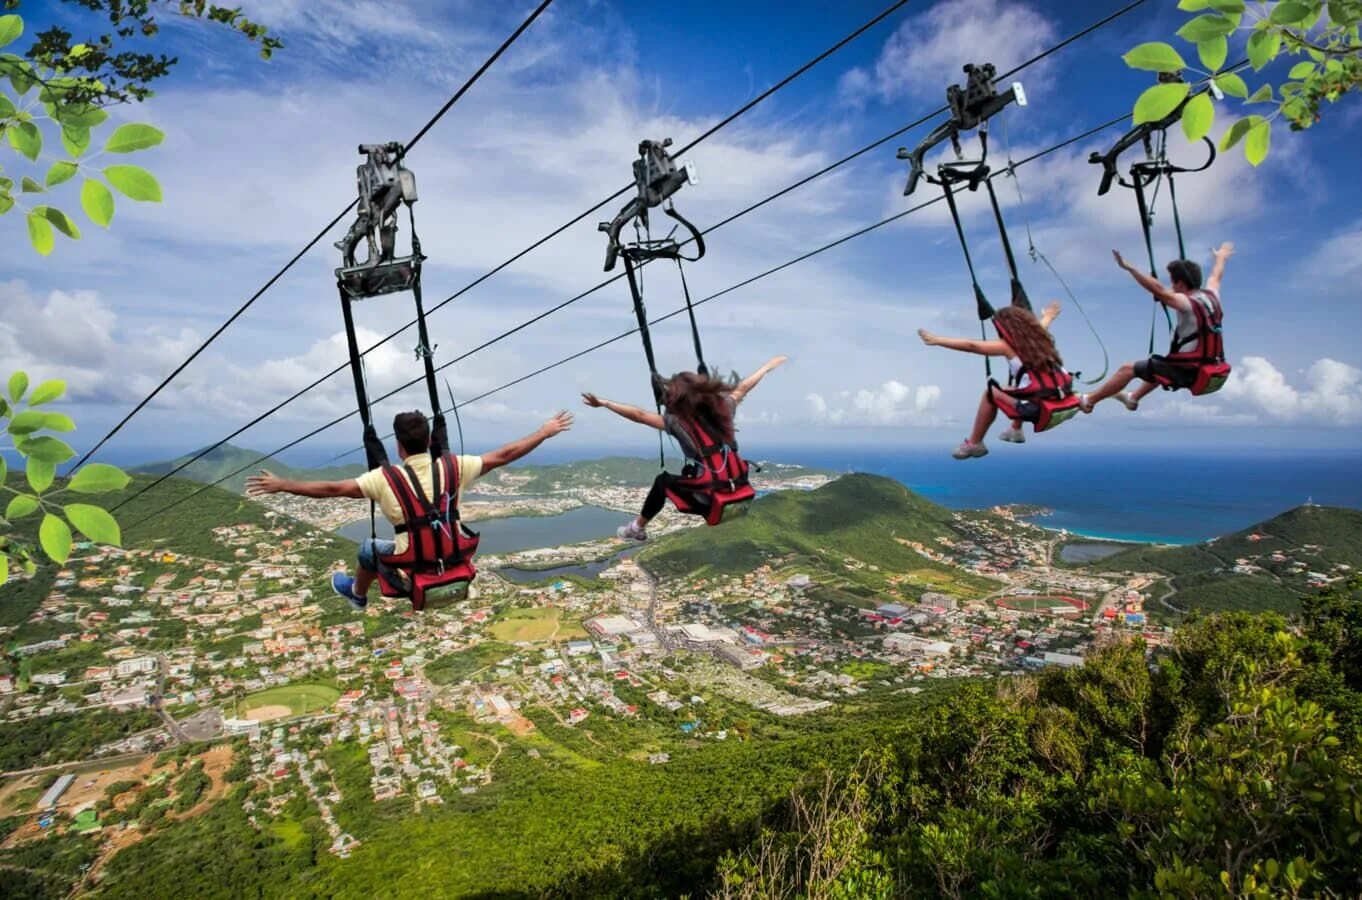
[3,0,1361,469]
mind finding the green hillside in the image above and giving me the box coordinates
[641,473,972,581]
[132,443,364,494]
[1099,504,1362,615]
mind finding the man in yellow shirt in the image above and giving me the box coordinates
[246,409,573,609]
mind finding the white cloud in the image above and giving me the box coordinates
[1219,356,1362,425]
[805,379,942,426]
[840,0,1057,104]
[1297,219,1362,287]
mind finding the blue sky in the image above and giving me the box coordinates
[3,0,1361,468]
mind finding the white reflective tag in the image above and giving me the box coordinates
[1012,82,1028,107]
[684,162,699,186]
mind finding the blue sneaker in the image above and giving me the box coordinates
[330,573,368,611]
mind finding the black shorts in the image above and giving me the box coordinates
[990,384,1042,423]
[1134,355,1197,390]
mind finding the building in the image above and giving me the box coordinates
[1042,651,1084,668]
[565,640,594,657]
[717,645,764,671]
[115,656,158,678]
[586,615,638,637]
[884,633,954,658]
[222,718,262,740]
[679,623,739,644]
[39,774,76,810]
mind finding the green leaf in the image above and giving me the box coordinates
[61,125,90,158]
[0,93,14,117]
[0,195,12,216]
[45,161,78,187]
[104,123,164,154]
[8,371,27,403]
[68,463,130,494]
[0,552,8,587]
[80,178,114,227]
[23,435,75,464]
[1177,0,1211,9]
[27,456,54,493]
[1176,14,1237,43]
[55,104,107,129]
[0,15,22,51]
[64,503,120,546]
[1269,1,1312,25]
[36,206,80,239]
[1288,61,1316,79]
[0,453,7,485]
[1123,42,1188,73]
[39,513,72,564]
[3,53,35,95]
[1208,0,1245,11]
[20,176,44,194]
[1245,118,1271,166]
[1133,82,1191,125]
[7,409,46,435]
[1220,117,1255,150]
[1215,72,1249,98]
[1247,30,1282,70]
[1182,92,1215,141]
[41,412,75,432]
[1248,84,1274,103]
[26,211,53,255]
[27,380,65,406]
[1197,35,1228,71]
[6,493,39,519]
[7,120,40,160]
[103,165,162,202]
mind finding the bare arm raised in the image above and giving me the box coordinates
[581,394,666,430]
[1113,249,1189,311]
[730,355,788,405]
[918,329,1011,357]
[1206,242,1234,294]
[480,412,574,474]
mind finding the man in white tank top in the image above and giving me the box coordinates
[1079,242,1233,414]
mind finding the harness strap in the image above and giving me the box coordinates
[983,177,1029,311]
[676,258,707,376]
[940,178,996,378]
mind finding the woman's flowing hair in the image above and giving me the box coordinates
[660,370,738,444]
[994,306,1063,372]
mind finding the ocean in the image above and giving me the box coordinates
[776,447,1362,545]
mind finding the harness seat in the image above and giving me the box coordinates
[376,453,480,612]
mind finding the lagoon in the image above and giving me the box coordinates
[336,504,626,556]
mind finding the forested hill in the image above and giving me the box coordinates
[1097,504,1362,615]
[640,473,964,578]
[480,455,830,491]
[132,444,364,494]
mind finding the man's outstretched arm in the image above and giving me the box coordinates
[480,411,573,475]
[1207,241,1234,294]
[246,471,364,499]
[1113,249,1184,308]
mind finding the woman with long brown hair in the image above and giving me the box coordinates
[919,304,1072,459]
[582,355,787,541]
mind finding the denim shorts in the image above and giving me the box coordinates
[357,538,406,593]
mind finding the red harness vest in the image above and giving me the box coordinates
[376,453,479,611]
[664,417,756,526]
[1163,289,1231,396]
[991,321,1081,433]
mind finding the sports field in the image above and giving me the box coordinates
[488,607,586,643]
[995,595,1088,613]
[239,683,340,720]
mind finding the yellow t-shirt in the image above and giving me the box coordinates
[355,453,482,555]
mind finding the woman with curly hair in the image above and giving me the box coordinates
[582,355,787,541]
[919,304,1073,460]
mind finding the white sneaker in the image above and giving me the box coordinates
[1117,391,1139,411]
[617,521,648,542]
[951,440,988,460]
[999,426,1025,444]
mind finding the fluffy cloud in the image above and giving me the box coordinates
[1218,356,1362,425]
[840,0,1057,104]
[805,380,942,425]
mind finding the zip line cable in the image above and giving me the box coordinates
[122,109,1135,533]
[107,0,921,510]
[111,0,1148,514]
[71,0,558,473]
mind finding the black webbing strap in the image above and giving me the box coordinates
[1131,169,1174,355]
[941,179,996,377]
[1167,171,1187,261]
[983,177,1030,312]
[675,258,708,376]
[622,253,667,468]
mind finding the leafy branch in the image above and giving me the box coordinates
[1,370,131,585]
[1124,0,1362,166]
